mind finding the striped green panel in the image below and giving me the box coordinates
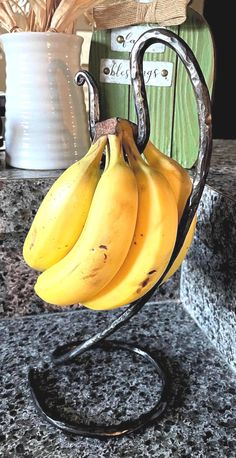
[89,30,130,120]
[172,7,215,168]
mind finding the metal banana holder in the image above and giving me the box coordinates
[28,29,212,438]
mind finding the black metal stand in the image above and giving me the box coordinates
[28,28,212,438]
[29,338,168,438]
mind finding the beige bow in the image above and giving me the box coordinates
[85,0,190,30]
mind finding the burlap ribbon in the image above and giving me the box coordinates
[85,0,190,30]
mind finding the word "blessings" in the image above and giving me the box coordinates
[100,59,173,87]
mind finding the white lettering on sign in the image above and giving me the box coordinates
[100,59,173,87]
[111,25,165,53]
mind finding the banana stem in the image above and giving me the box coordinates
[107,133,124,167]
[86,136,107,166]
[123,133,147,171]
[103,144,110,171]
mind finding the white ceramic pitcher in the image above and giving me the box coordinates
[0,32,90,170]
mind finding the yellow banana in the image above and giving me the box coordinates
[84,122,178,311]
[23,136,107,271]
[162,214,197,283]
[143,141,197,284]
[34,132,138,306]
[143,141,192,221]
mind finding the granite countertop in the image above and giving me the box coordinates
[0,139,235,456]
[1,302,236,457]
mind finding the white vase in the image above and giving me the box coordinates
[0,32,90,170]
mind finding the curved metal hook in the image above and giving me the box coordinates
[74,70,100,141]
[130,28,212,161]
[130,28,212,265]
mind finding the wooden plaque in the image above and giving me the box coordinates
[89,7,215,168]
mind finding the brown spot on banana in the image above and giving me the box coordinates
[82,273,97,280]
[136,277,150,294]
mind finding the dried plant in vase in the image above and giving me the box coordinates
[0,0,103,33]
[0,0,105,170]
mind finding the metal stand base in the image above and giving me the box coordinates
[28,339,168,438]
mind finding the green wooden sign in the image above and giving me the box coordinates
[89,7,215,168]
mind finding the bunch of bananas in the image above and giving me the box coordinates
[23,119,196,310]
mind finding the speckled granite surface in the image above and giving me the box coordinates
[206,140,236,199]
[181,183,236,373]
[0,302,236,457]
[181,140,236,372]
[0,175,55,234]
